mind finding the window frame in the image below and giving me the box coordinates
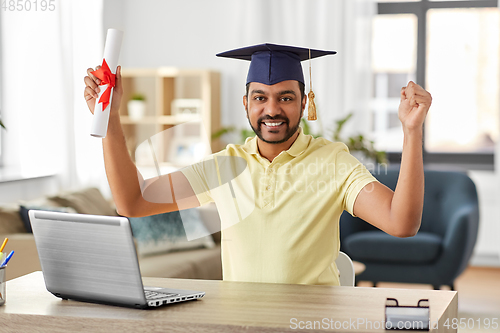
[378,0,498,169]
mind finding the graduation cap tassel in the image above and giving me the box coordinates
[307,49,317,121]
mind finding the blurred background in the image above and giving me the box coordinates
[0,0,499,326]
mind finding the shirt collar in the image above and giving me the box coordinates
[241,127,310,157]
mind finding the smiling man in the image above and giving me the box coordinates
[84,43,432,286]
[244,80,304,160]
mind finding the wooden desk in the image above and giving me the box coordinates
[0,272,457,333]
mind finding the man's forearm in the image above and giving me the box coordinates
[352,81,430,237]
[102,113,144,216]
[390,127,424,236]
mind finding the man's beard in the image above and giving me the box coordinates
[248,113,302,144]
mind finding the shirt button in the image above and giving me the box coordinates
[266,185,271,191]
[267,168,273,174]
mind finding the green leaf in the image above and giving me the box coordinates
[211,126,255,145]
[331,111,387,165]
[301,118,311,135]
[211,127,235,140]
[130,93,146,101]
[332,112,353,141]
[301,118,323,138]
[0,119,5,130]
[240,129,254,143]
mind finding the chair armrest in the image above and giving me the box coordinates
[436,204,479,282]
[442,204,479,250]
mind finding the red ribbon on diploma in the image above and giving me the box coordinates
[91,59,116,111]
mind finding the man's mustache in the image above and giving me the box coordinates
[258,116,289,125]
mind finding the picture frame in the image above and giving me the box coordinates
[171,99,203,116]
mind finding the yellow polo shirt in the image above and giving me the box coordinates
[181,128,378,286]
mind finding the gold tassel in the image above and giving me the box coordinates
[307,90,316,120]
[307,49,317,121]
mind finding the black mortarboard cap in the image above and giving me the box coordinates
[216,43,337,85]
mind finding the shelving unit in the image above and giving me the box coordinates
[119,67,220,174]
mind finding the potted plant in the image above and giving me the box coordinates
[327,113,387,165]
[127,93,146,121]
[300,114,387,164]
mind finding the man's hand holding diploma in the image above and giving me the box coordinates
[84,65,123,117]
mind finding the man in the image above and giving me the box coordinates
[84,43,432,286]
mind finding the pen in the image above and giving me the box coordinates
[0,238,7,253]
[0,250,14,267]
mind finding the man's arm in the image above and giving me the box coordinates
[84,66,200,217]
[352,81,431,238]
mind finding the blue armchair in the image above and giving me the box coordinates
[340,169,479,290]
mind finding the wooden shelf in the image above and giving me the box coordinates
[157,115,202,125]
[118,67,221,164]
[120,115,202,125]
[120,116,158,125]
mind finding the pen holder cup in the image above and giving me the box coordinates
[0,266,6,306]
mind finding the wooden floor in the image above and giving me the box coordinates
[453,266,500,315]
[358,266,500,332]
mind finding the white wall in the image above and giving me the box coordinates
[468,171,500,266]
[103,0,249,130]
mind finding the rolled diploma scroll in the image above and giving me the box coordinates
[90,29,123,138]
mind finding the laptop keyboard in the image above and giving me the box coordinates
[144,290,180,300]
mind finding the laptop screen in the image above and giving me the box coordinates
[29,210,147,306]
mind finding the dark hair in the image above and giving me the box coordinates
[246,81,306,102]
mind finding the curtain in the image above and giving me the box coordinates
[58,0,107,194]
[0,8,64,175]
[0,1,107,195]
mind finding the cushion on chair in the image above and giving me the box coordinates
[343,231,442,264]
[139,245,222,279]
[129,208,215,257]
[0,204,26,235]
[19,205,78,233]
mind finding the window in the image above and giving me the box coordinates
[372,14,417,152]
[426,7,499,153]
[372,0,499,165]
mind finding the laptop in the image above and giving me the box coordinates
[29,210,205,309]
